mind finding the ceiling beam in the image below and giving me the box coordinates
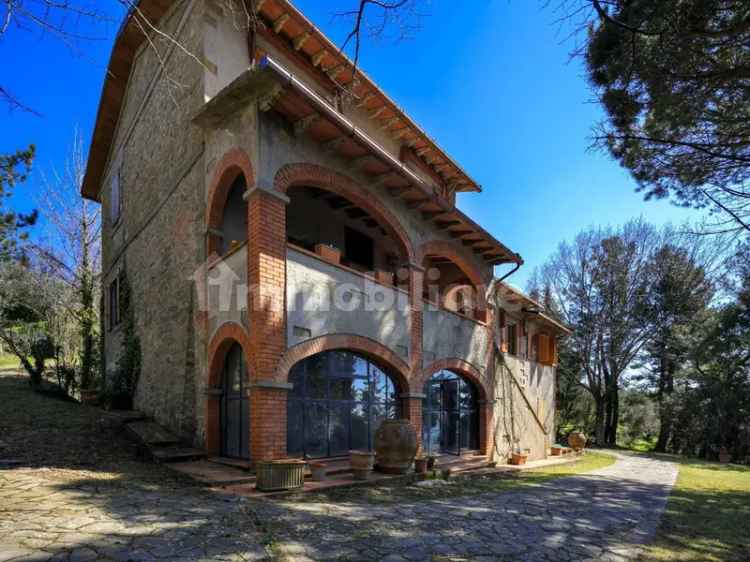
[273,13,290,33]
[293,31,311,51]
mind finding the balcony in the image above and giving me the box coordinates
[286,246,410,358]
[422,304,491,370]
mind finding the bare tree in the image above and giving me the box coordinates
[30,128,101,389]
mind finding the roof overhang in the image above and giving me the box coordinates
[81,0,172,201]
[495,283,572,335]
[82,0,484,201]
[193,56,523,267]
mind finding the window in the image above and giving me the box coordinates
[108,278,120,330]
[344,226,374,270]
[507,324,518,355]
[110,160,121,225]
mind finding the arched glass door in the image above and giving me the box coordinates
[220,343,250,459]
[422,370,478,455]
[287,350,400,458]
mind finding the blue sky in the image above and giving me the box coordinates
[0,0,698,288]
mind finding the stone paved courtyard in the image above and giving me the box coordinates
[253,453,678,562]
[0,371,679,561]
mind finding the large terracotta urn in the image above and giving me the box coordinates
[374,419,417,474]
[568,431,587,452]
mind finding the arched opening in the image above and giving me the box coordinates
[218,175,248,255]
[219,342,250,459]
[423,250,484,321]
[287,349,401,458]
[286,185,409,286]
[422,370,479,455]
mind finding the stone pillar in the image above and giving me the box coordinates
[246,183,290,461]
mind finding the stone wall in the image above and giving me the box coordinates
[490,353,556,463]
[100,0,207,442]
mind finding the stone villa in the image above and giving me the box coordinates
[82,0,570,466]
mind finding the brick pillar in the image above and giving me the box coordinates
[406,263,425,452]
[246,184,290,461]
[408,263,424,376]
[401,394,425,454]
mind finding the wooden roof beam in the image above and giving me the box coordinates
[273,13,290,33]
[311,49,327,67]
[293,31,311,51]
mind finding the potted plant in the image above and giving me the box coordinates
[567,430,587,452]
[511,447,530,466]
[551,444,564,456]
[350,450,375,480]
[315,243,341,265]
[309,462,327,482]
[414,456,428,474]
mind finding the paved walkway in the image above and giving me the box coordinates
[0,468,266,562]
[0,452,678,562]
[252,452,678,562]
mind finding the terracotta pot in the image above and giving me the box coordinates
[315,244,341,265]
[79,389,99,405]
[511,452,528,466]
[414,458,428,474]
[309,462,327,482]
[350,450,375,472]
[551,446,563,456]
[375,270,394,286]
[374,419,417,474]
[568,431,587,451]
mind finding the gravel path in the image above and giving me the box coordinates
[253,452,678,562]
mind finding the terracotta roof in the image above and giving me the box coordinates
[82,0,172,201]
[82,0,483,200]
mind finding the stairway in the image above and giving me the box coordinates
[124,420,207,463]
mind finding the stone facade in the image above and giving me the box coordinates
[90,0,568,466]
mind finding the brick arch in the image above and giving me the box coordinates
[274,162,415,264]
[277,334,411,394]
[417,358,489,402]
[418,239,490,289]
[206,148,255,255]
[418,357,492,455]
[205,322,252,456]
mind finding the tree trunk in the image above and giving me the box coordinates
[594,395,606,445]
[655,350,675,453]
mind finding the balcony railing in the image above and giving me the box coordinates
[422,303,491,370]
[286,246,410,359]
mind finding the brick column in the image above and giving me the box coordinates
[405,263,424,452]
[407,263,424,376]
[246,183,290,461]
[400,394,425,454]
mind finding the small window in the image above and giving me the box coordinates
[110,160,121,225]
[507,324,518,355]
[108,278,120,330]
[344,226,374,270]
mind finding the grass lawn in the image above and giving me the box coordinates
[294,451,616,504]
[639,453,750,562]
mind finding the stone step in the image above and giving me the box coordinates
[125,420,180,447]
[168,460,256,486]
[209,456,253,471]
[151,446,207,463]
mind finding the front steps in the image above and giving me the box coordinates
[123,420,207,464]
